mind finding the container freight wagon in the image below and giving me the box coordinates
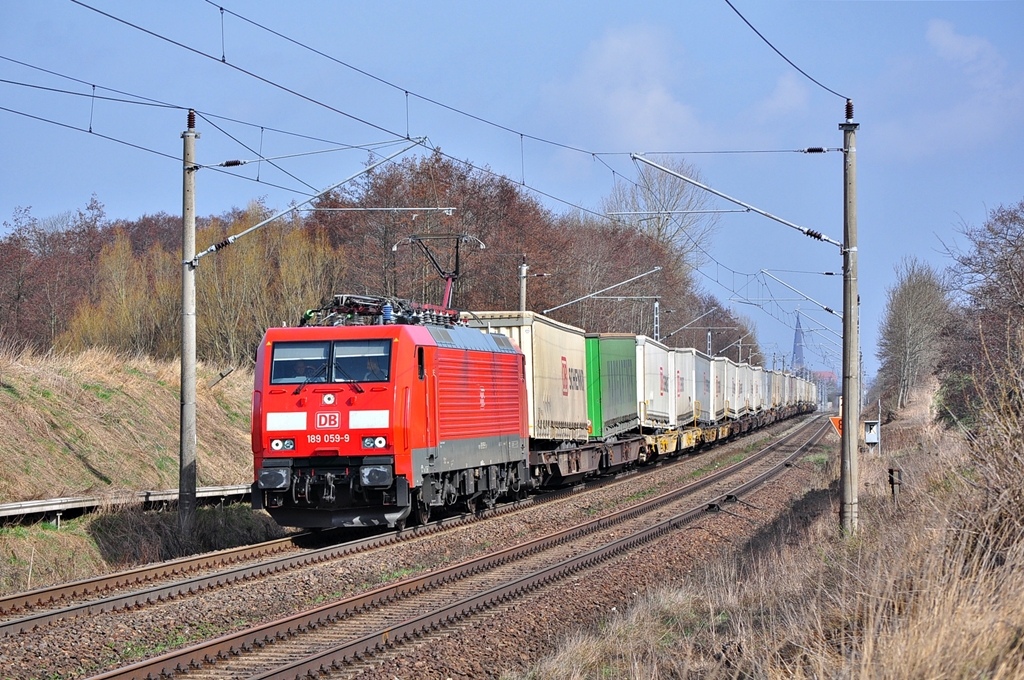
[770,370,784,407]
[251,308,528,530]
[466,311,599,484]
[739,363,754,414]
[637,336,674,429]
[585,333,639,439]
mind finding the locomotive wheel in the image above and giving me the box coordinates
[414,494,432,525]
[464,495,478,514]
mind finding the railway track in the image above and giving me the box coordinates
[0,416,794,636]
[82,415,827,680]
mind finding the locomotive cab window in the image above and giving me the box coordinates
[332,339,392,383]
[270,342,330,384]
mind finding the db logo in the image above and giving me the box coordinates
[315,412,339,429]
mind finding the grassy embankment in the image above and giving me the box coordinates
[515,379,1024,679]
[0,346,284,595]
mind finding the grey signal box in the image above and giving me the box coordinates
[864,420,880,445]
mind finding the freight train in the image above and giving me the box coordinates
[250,294,816,530]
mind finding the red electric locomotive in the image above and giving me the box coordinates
[250,295,529,529]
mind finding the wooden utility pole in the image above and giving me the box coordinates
[180,110,198,537]
[840,100,860,534]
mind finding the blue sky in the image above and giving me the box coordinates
[2,1,1022,378]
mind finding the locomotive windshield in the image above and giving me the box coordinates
[268,339,392,385]
[270,342,330,384]
[332,339,392,383]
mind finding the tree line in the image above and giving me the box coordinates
[1,151,759,366]
[874,198,1024,426]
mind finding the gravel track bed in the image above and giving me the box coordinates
[0,544,309,625]
[346,440,826,679]
[0,420,809,680]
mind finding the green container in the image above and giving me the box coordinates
[586,333,638,439]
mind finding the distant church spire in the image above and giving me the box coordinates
[792,311,806,371]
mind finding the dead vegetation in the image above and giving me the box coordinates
[0,343,252,502]
[515,372,1024,679]
[0,503,285,594]
[0,344,269,595]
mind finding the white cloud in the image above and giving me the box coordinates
[926,18,1006,91]
[541,25,707,151]
[752,72,811,119]
[877,19,1023,161]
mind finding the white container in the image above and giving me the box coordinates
[769,370,783,408]
[464,311,589,441]
[751,366,765,412]
[712,357,728,421]
[673,348,697,427]
[636,336,674,429]
[693,350,714,425]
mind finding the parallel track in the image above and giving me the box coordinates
[85,415,828,680]
[1,413,807,636]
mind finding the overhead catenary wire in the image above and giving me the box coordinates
[191,138,424,266]
[0,103,316,198]
[195,111,319,192]
[9,4,842,368]
[721,0,848,101]
[0,54,396,150]
[34,4,837,229]
[631,154,843,249]
[206,2,837,162]
[45,6,614,222]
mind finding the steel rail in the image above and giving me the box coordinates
[0,495,537,637]
[0,533,302,618]
[1,409,808,623]
[260,418,830,680]
[83,415,825,680]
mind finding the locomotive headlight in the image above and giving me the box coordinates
[374,436,387,448]
[361,436,375,448]
[270,439,295,451]
[359,464,393,488]
[282,439,295,451]
[361,436,387,449]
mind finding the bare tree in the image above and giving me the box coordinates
[876,257,949,411]
[938,198,1024,424]
[601,155,719,273]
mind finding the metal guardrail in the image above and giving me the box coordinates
[0,484,251,520]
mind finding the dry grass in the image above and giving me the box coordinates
[515,378,1024,679]
[0,503,285,594]
[0,345,253,501]
[0,345,272,595]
